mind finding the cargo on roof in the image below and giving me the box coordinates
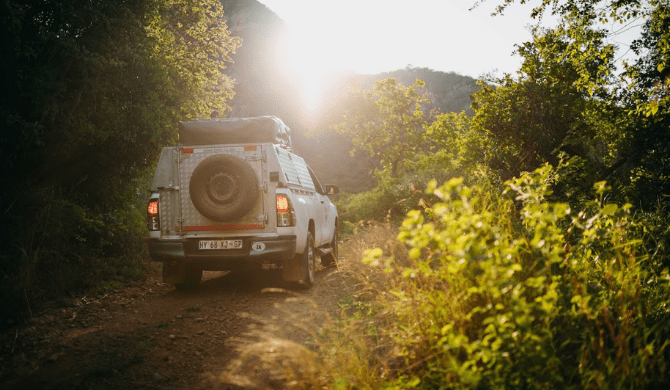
[178,116,291,148]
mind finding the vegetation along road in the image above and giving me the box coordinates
[2,0,669,389]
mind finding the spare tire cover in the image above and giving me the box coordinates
[189,154,259,221]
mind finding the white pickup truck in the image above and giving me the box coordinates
[145,116,339,290]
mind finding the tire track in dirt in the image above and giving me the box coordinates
[0,254,351,390]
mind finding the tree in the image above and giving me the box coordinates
[467,24,619,185]
[333,78,430,178]
[1,0,240,206]
[617,3,670,209]
[486,0,669,208]
[0,0,240,321]
[409,111,492,186]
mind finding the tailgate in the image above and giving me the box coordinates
[177,145,270,235]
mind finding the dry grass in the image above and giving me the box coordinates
[206,223,409,389]
[310,223,410,389]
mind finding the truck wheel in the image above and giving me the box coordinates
[189,154,258,221]
[321,222,339,267]
[297,232,316,288]
[175,265,203,291]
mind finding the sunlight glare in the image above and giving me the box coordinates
[282,26,338,116]
[262,0,559,79]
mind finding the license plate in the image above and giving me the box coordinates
[198,240,242,250]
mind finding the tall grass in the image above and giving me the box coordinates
[315,165,670,389]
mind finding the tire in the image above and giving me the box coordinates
[189,154,258,221]
[297,232,316,288]
[321,221,339,267]
[175,265,203,291]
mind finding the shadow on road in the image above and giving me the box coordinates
[160,265,338,299]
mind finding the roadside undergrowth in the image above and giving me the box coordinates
[315,165,670,389]
[211,165,670,389]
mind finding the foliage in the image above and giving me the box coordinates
[333,78,431,178]
[334,108,496,225]
[1,0,240,204]
[480,0,670,209]
[466,22,620,182]
[332,107,495,225]
[0,0,240,323]
[329,0,668,224]
[1,187,148,316]
[319,166,670,389]
[418,111,499,184]
[616,2,670,210]
[299,68,480,193]
[335,171,430,225]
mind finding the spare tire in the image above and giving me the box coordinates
[189,154,259,221]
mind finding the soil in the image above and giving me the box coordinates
[0,250,353,390]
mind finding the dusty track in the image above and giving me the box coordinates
[0,254,351,389]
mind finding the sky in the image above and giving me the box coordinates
[259,0,554,78]
[257,0,642,112]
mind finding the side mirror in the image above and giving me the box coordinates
[325,184,339,195]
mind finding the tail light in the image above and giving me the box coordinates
[276,194,295,227]
[147,198,160,231]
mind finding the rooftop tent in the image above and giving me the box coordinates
[178,116,291,149]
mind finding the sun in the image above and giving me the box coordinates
[280,26,336,116]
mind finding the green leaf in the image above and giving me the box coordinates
[601,204,618,215]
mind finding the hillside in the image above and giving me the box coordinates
[221,0,480,192]
[357,67,479,115]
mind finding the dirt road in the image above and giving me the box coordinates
[0,256,351,389]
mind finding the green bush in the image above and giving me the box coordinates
[336,172,427,224]
[336,166,474,226]
[0,188,148,324]
[323,165,670,389]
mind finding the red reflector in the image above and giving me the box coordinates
[181,148,194,153]
[276,195,289,212]
[244,146,257,151]
[147,200,159,215]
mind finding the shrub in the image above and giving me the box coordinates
[0,188,148,326]
[336,173,428,225]
[321,165,670,389]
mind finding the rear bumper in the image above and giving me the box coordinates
[145,235,297,270]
